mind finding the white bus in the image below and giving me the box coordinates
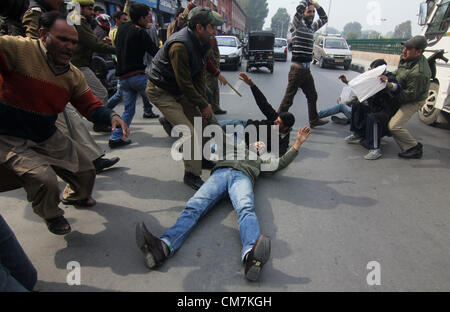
[418,0,450,127]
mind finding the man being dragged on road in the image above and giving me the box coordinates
[344,59,401,160]
[136,126,311,282]
[218,73,296,157]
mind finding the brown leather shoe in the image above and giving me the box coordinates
[310,118,329,128]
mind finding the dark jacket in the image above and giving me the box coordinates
[72,16,115,68]
[246,85,290,156]
[351,71,401,137]
[115,21,159,77]
[149,27,209,97]
[394,55,431,105]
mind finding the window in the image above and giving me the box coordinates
[275,39,287,47]
[425,0,450,45]
[324,39,348,49]
[217,37,237,47]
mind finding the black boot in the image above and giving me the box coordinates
[398,142,423,159]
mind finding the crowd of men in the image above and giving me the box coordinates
[0,0,432,289]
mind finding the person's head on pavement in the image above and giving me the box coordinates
[401,35,427,62]
[129,2,150,28]
[73,0,95,20]
[39,11,78,66]
[187,6,223,44]
[275,112,295,134]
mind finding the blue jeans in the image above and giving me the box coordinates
[110,74,148,141]
[318,103,351,120]
[161,168,260,261]
[0,215,37,292]
[107,79,154,113]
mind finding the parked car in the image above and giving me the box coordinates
[274,37,288,62]
[216,35,243,71]
[312,35,352,70]
[246,31,275,74]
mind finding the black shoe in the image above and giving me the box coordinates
[214,109,227,115]
[158,117,173,137]
[108,139,132,149]
[143,111,160,119]
[93,156,120,173]
[202,159,216,170]
[183,172,204,190]
[331,116,350,125]
[310,118,329,128]
[244,235,271,282]
[398,142,423,159]
[135,222,167,269]
[93,124,112,133]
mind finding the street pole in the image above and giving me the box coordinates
[325,0,332,35]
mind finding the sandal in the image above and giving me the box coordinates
[61,197,96,207]
[45,216,71,235]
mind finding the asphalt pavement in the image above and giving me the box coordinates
[2,55,450,292]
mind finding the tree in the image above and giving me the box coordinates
[326,26,341,35]
[242,0,269,31]
[271,8,290,38]
[393,20,412,39]
[361,30,381,39]
[342,22,362,39]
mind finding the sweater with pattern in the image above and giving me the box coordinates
[0,36,112,142]
[291,1,327,63]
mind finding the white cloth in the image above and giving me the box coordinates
[347,65,387,103]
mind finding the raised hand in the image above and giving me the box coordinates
[297,126,311,144]
[239,72,254,87]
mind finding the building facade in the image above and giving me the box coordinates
[92,0,245,36]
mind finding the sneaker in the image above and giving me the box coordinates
[244,235,271,282]
[93,156,120,173]
[143,111,160,119]
[183,172,204,190]
[135,222,167,269]
[213,109,227,115]
[398,142,423,159]
[108,139,132,149]
[364,149,382,160]
[310,118,329,128]
[331,116,350,125]
[158,117,173,137]
[344,133,362,144]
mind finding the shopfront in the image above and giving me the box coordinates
[158,0,177,25]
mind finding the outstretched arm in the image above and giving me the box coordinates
[239,72,278,122]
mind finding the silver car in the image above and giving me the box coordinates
[274,38,288,62]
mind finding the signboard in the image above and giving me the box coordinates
[133,0,158,9]
[159,0,177,14]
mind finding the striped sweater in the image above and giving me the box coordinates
[291,1,327,63]
[0,36,112,142]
